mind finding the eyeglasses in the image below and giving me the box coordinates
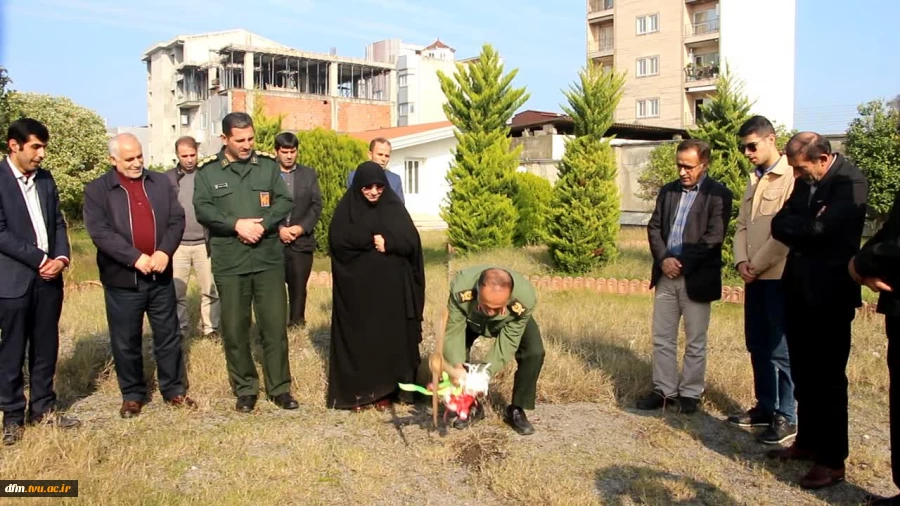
[677,162,704,172]
[362,183,384,192]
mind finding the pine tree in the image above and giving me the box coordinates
[689,66,753,270]
[546,63,626,273]
[437,44,529,254]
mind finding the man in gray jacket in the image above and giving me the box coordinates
[165,136,220,339]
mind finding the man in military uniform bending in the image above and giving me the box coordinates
[193,112,299,413]
[444,265,544,435]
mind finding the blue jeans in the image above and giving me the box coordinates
[745,279,796,423]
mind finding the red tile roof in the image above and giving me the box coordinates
[348,121,454,143]
[424,39,455,51]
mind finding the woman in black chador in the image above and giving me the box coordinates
[326,161,425,411]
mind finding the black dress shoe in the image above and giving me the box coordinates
[504,405,535,435]
[271,393,299,410]
[452,402,485,430]
[2,423,24,446]
[29,412,81,429]
[235,395,257,413]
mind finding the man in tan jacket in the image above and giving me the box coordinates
[727,116,797,445]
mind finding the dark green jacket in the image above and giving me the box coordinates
[193,149,292,276]
[443,265,537,376]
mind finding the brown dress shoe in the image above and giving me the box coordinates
[165,395,197,409]
[119,401,143,419]
[766,442,814,461]
[800,464,845,489]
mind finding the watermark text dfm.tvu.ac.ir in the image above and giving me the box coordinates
[0,480,78,497]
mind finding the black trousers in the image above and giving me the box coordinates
[465,317,545,409]
[0,278,63,423]
[284,248,314,326]
[886,316,900,488]
[784,297,855,469]
[103,278,186,402]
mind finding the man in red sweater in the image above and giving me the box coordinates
[83,133,195,418]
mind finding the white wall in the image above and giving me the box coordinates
[720,0,796,129]
[385,136,456,219]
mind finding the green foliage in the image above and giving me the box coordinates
[844,98,900,223]
[293,127,369,253]
[636,142,678,202]
[688,67,755,270]
[6,92,109,221]
[512,172,553,246]
[437,43,529,254]
[251,91,284,153]
[546,63,627,274]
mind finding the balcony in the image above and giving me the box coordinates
[587,37,615,58]
[684,61,720,90]
[176,91,203,108]
[684,18,719,45]
[588,0,614,22]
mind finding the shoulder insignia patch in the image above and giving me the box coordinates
[257,151,276,159]
[455,290,474,303]
[197,155,217,169]
[508,300,526,317]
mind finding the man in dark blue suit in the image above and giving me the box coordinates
[346,137,404,203]
[0,118,80,445]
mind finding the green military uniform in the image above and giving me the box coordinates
[443,265,545,410]
[193,148,294,399]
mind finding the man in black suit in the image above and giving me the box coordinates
[850,189,900,505]
[83,133,196,419]
[0,118,80,445]
[768,132,869,490]
[274,132,323,328]
[638,138,733,414]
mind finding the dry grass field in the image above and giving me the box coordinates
[3,228,894,505]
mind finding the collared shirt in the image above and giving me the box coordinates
[7,157,49,255]
[667,173,707,256]
[280,166,296,225]
[755,155,783,179]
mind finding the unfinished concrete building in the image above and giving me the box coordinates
[142,29,396,166]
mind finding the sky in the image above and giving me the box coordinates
[0,0,897,134]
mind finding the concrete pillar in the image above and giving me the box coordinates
[243,52,255,90]
[329,61,339,129]
[389,68,397,127]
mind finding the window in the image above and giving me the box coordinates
[636,56,659,77]
[399,103,409,116]
[409,103,415,114]
[398,73,408,87]
[404,158,422,194]
[636,98,659,119]
[636,14,659,35]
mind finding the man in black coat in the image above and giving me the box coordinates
[638,138,733,414]
[0,118,80,445]
[273,132,323,328]
[83,133,196,419]
[769,132,869,490]
[850,188,900,505]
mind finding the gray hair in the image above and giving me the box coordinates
[108,132,140,159]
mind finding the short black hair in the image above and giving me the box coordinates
[785,132,831,161]
[274,131,299,150]
[676,138,711,165]
[738,115,776,138]
[7,117,49,147]
[222,112,253,137]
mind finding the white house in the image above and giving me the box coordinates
[349,121,456,230]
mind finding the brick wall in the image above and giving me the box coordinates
[228,90,392,132]
[335,101,392,132]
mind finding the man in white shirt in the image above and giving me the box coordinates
[0,118,80,445]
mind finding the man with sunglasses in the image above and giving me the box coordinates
[727,116,797,445]
[443,265,543,436]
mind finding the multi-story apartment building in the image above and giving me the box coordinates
[141,29,396,166]
[586,0,795,130]
[365,38,458,126]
